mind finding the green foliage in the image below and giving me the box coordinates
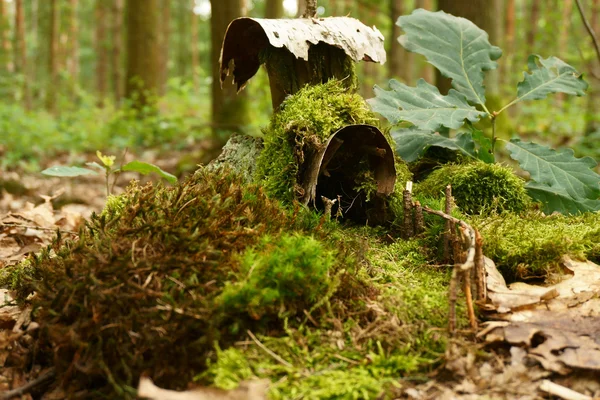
[471,211,600,280]
[505,139,600,213]
[218,233,335,320]
[255,80,378,203]
[368,9,596,215]
[415,162,531,215]
[200,347,254,390]
[396,9,502,107]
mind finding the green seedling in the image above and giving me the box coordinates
[368,9,600,214]
[42,150,177,196]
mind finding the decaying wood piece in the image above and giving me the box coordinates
[220,17,386,109]
[300,124,396,211]
[474,229,486,301]
[402,182,413,239]
[443,184,453,263]
[414,201,424,235]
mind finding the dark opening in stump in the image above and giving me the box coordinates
[301,124,396,224]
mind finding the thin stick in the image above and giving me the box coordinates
[247,330,293,368]
[448,264,459,334]
[575,0,600,66]
[402,189,413,239]
[475,230,486,301]
[443,185,453,263]
[463,268,477,330]
[414,201,424,235]
[0,369,55,400]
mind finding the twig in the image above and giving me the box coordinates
[475,230,486,301]
[0,223,78,235]
[443,185,453,263]
[414,201,424,235]
[575,0,600,67]
[247,330,293,368]
[463,266,477,330]
[402,189,414,239]
[539,379,592,400]
[0,368,55,400]
[447,264,459,334]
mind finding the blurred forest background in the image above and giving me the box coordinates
[0,0,598,173]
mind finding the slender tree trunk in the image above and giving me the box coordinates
[266,0,284,19]
[416,0,434,84]
[191,0,199,89]
[296,0,307,17]
[585,0,600,134]
[46,0,59,113]
[0,0,12,73]
[67,0,79,85]
[502,0,515,92]
[125,0,162,108]
[177,1,188,79]
[526,0,541,56]
[95,1,109,106]
[389,0,413,83]
[210,0,248,134]
[160,0,170,94]
[556,0,573,106]
[111,0,124,104]
[14,0,31,109]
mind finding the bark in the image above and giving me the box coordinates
[435,0,503,95]
[14,0,31,109]
[67,0,79,84]
[389,0,413,83]
[556,0,573,106]
[502,0,515,90]
[96,0,109,106]
[526,0,541,56]
[266,0,284,19]
[210,0,248,133]
[111,0,124,104]
[160,0,170,93]
[191,0,199,89]
[46,0,59,113]
[125,0,162,107]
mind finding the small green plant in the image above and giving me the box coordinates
[42,150,176,196]
[368,9,600,214]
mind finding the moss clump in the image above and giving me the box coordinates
[218,233,336,320]
[471,211,600,280]
[255,80,379,203]
[415,162,531,215]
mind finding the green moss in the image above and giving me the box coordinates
[471,211,600,280]
[255,80,379,203]
[415,162,531,215]
[217,233,336,320]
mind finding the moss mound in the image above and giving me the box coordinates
[471,211,600,280]
[255,80,411,208]
[1,168,464,398]
[415,162,531,215]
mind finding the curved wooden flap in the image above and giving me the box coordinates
[220,17,386,92]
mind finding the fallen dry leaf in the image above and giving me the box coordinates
[137,377,270,400]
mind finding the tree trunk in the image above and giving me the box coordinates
[389,0,413,83]
[177,1,188,78]
[46,0,59,113]
[96,1,109,106]
[585,0,600,135]
[416,0,434,84]
[266,0,284,19]
[191,0,199,89]
[435,0,502,95]
[556,0,573,106]
[67,0,79,85]
[0,0,11,74]
[125,0,161,108]
[111,0,124,104]
[160,0,170,93]
[14,0,31,109]
[526,0,541,56]
[210,0,248,134]
[502,0,515,91]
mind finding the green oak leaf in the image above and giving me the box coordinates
[391,128,477,162]
[397,9,501,106]
[466,123,494,163]
[368,79,486,131]
[515,55,588,103]
[42,166,99,177]
[526,182,600,215]
[121,161,177,184]
[505,139,600,201]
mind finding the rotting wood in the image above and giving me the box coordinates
[414,200,424,235]
[402,187,413,240]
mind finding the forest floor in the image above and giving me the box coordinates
[1,150,599,400]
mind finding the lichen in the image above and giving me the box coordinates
[415,162,531,215]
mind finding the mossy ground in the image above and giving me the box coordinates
[1,169,462,399]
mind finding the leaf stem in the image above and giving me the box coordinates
[491,115,497,153]
[496,98,519,115]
